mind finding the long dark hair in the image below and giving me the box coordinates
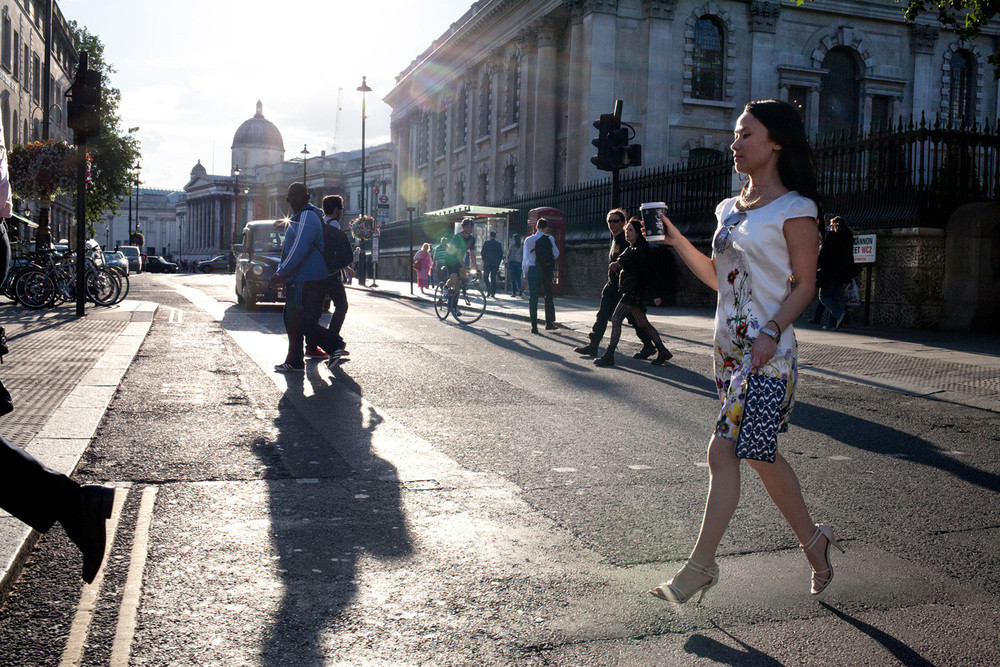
[626,217,648,246]
[744,99,823,213]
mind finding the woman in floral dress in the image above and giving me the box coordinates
[650,100,844,604]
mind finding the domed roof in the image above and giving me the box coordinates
[190,160,207,178]
[232,101,284,151]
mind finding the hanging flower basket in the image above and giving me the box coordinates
[349,215,379,240]
[8,140,91,201]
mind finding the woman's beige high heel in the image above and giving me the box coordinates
[650,560,719,604]
[801,523,845,595]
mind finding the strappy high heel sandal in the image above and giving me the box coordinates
[800,523,845,595]
[650,560,719,604]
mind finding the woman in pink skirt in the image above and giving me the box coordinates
[413,242,433,294]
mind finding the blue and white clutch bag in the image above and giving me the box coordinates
[735,373,786,463]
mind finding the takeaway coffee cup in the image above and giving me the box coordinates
[640,202,668,243]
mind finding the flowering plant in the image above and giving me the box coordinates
[9,140,91,200]
[349,215,379,240]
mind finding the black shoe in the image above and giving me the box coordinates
[545,323,559,330]
[531,327,539,334]
[60,485,115,584]
[650,348,673,366]
[575,342,600,356]
[593,352,615,367]
[633,344,656,359]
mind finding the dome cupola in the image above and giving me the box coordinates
[232,101,284,151]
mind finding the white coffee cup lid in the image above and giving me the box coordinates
[640,202,667,210]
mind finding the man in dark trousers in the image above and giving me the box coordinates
[575,209,656,358]
[0,117,115,584]
[480,231,505,298]
[269,182,343,372]
[523,218,559,333]
[318,195,354,362]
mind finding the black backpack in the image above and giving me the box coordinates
[322,222,354,273]
[534,234,555,270]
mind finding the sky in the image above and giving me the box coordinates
[60,0,475,190]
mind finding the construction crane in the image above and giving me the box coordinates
[332,87,343,153]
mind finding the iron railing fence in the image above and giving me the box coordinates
[817,114,1000,229]
[376,116,999,253]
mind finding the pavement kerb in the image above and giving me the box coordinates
[0,300,158,601]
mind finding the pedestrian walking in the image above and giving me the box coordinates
[413,242,433,294]
[593,217,672,367]
[523,218,559,333]
[433,236,449,285]
[506,233,523,296]
[269,183,343,373]
[650,99,843,604]
[575,209,656,359]
[480,231,504,297]
[816,216,857,330]
[307,194,353,366]
[0,117,115,584]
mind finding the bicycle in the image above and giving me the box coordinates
[433,270,487,324]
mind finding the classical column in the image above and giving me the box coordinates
[517,31,536,195]
[581,6,618,182]
[532,19,561,191]
[910,24,939,119]
[642,0,675,167]
[565,7,585,184]
[747,1,780,101]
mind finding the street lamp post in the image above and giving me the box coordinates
[357,76,374,286]
[134,171,141,245]
[233,166,241,247]
[300,144,309,184]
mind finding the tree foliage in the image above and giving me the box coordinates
[68,22,142,231]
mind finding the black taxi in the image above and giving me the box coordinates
[234,219,289,309]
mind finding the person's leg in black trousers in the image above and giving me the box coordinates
[527,265,541,333]
[540,266,556,328]
[324,274,349,350]
[281,281,308,369]
[0,435,115,583]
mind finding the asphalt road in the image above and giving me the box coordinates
[1,272,997,666]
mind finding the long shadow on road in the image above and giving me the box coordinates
[256,366,413,665]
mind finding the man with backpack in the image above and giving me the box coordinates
[523,218,559,333]
[268,182,343,372]
[305,195,354,365]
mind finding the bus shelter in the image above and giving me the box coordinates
[425,204,516,284]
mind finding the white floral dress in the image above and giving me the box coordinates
[712,192,818,441]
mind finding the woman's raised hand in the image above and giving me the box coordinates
[659,214,683,246]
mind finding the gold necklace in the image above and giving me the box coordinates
[737,185,781,211]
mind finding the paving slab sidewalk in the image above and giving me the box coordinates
[348,279,1000,411]
[0,299,156,599]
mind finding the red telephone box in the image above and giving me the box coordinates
[527,207,566,295]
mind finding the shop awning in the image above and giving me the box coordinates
[5,212,37,228]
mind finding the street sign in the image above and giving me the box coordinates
[372,186,380,195]
[371,236,380,263]
[379,195,389,204]
[853,234,877,264]
[377,202,391,224]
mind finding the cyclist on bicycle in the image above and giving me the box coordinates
[444,217,478,293]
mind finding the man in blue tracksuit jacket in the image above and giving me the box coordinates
[269,182,342,372]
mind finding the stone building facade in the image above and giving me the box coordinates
[0,0,77,242]
[384,0,999,217]
[93,187,182,257]
[177,102,394,261]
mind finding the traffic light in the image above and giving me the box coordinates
[67,57,102,138]
[590,113,618,172]
[610,125,643,170]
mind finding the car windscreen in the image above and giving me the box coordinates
[252,229,285,253]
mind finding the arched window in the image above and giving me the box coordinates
[819,47,860,136]
[478,72,492,138]
[503,164,516,199]
[1,99,9,148]
[949,50,976,126]
[505,55,520,126]
[692,17,724,100]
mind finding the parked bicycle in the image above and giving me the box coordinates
[6,241,128,309]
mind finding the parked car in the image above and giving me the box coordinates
[103,251,129,275]
[234,220,287,309]
[119,245,143,273]
[144,255,179,273]
[197,254,231,273]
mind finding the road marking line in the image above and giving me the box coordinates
[60,484,130,667]
[109,485,158,667]
[167,307,184,324]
